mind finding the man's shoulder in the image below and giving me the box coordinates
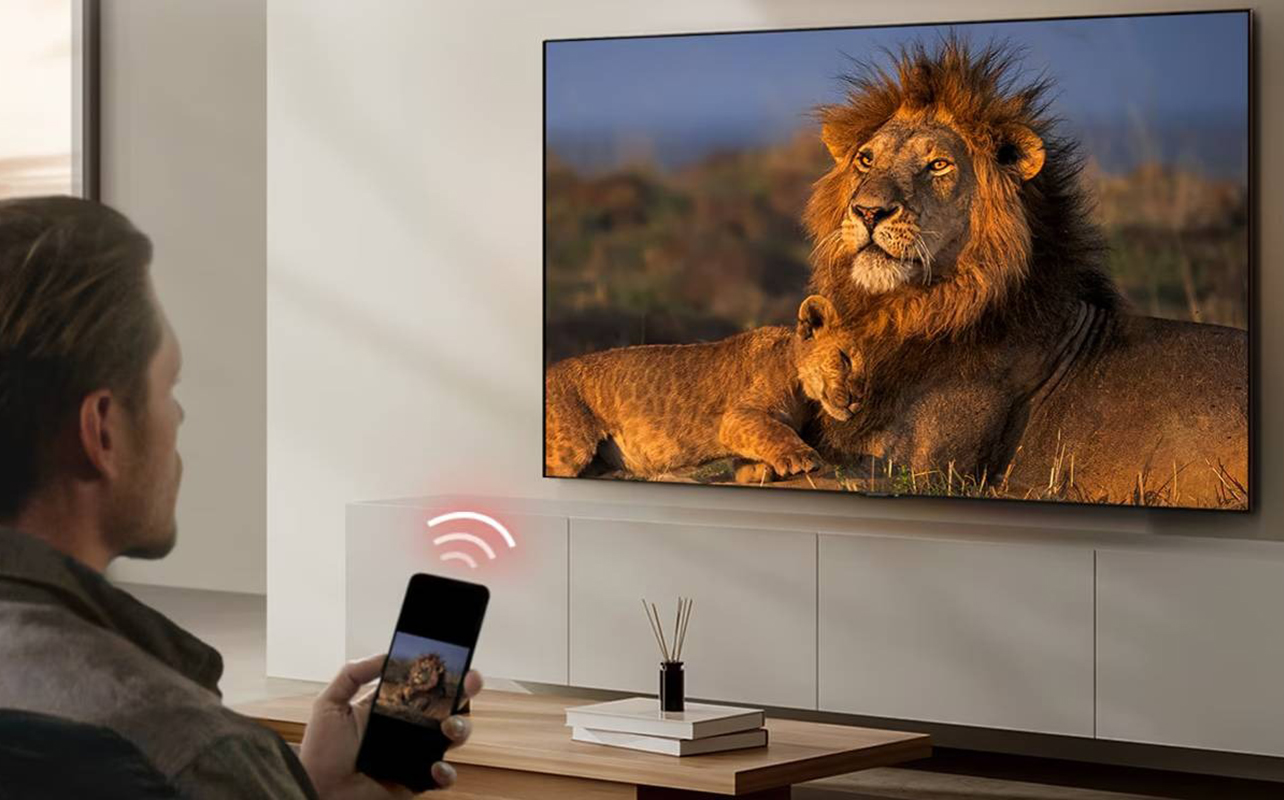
[0,599,215,701]
[0,599,278,777]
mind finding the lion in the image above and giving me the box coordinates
[383,653,449,715]
[801,38,1248,507]
[545,295,863,483]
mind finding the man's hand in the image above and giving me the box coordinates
[300,653,483,798]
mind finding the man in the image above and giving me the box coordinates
[0,195,478,798]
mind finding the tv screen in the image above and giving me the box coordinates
[543,10,1251,511]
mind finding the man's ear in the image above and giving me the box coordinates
[997,124,1045,181]
[797,295,837,340]
[78,390,124,481]
[821,122,850,165]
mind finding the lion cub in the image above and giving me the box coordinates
[545,295,863,482]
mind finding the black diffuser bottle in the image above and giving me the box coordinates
[660,660,685,713]
[645,597,693,715]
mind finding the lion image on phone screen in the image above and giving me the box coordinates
[376,653,455,724]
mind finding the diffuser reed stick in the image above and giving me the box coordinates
[652,602,669,661]
[675,599,685,661]
[675,597,693,661]
[641,598,669,661]
[642,597,694,662]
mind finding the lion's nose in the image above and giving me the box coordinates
[850,201,901,229]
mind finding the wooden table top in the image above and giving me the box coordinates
[235,690,930,795]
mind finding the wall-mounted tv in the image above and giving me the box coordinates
[543,10,1251,511]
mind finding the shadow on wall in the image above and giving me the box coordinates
[270,5,538,348]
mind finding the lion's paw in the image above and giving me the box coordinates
[769,446,822,477]
[734,462,777,484]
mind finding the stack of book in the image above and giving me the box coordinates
[565,697,767,756]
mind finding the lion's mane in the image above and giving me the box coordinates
[805,37,1117,350]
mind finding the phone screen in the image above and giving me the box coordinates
[356,574,488,792]
[372,633,471,727]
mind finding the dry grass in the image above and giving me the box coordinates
[604,435,1228,509]
[829,447,1247,510]
[592,438,1248,510]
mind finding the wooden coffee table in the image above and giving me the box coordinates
[235,690,930,799]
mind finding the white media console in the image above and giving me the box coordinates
[345,495,1284,764]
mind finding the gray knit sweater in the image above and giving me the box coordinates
[0,528,317,799]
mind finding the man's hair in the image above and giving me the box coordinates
[0,196,160,519]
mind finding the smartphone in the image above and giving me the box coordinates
[356,573,489,792]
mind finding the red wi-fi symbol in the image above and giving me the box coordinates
[428,511,517,570]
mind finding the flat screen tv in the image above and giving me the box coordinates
[543,10,1251,511]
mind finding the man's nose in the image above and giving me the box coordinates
[849,200,902,230]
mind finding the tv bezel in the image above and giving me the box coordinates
[541,8,1256,515]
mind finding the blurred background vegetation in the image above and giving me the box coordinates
[544,129,1248,366]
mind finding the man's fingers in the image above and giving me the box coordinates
[441,714,472,745]
[462,669,484,700]
[431,761,458,789]
[355,684,378,709]
[370,779,415,799]
[317,653,385,708]
[351,691,376,740]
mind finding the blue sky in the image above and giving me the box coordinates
[546,11,1248,177]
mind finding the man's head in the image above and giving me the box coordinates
[0,196,183,567]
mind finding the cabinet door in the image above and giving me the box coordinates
[1097,549,1284,756]
[819,534,1094,736]
[345,502,569,684]
[570,519,816,709]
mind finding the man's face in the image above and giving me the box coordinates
[109,297,184,560]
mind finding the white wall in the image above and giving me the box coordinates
[267,0,1281,680]
[104,0,267,594]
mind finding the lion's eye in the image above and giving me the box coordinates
[855,151,874,170]
[928,158,953,173]
[839,351,852,369]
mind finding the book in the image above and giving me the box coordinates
[572,725,768,756]
[564,697,764,740]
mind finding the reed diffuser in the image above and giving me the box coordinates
[642,596,693,713]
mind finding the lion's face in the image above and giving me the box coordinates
[839,114,976,294]
[807,61,1050,317]
[409,654,446,690]
[794,295,864,421]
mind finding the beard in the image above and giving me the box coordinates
[117,519,177,560]
[108,426,181,561]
